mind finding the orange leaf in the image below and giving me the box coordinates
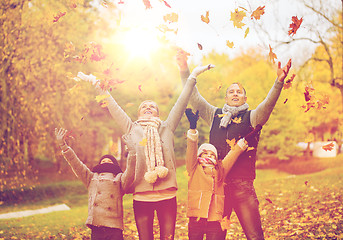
[226,40,234,48]
[201,11,210,24]
[283,74,296,90]
[244,27,249,38]
[142,0,152,9]
[322,142,334,151]
[220,216,231,231]
[159,0,171,8]
[251,6,265,20]
[53,12,66,23]
[268,45,277,64]
[230,9,246,29]
[288,16,303,36]
[232,117,242,124]
[163,13,178,23]
[226,138,236,148]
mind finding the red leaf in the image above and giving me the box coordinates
[322,142,334,151]
[138,85,142,92]
[53,12,66,23]
[197,43,203,50]
[161,0,171,8]
[283,74,296,90]
[142,0,152,9]
[265,198,273,204]
[288,16,303,36]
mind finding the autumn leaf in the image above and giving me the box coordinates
[251,6,265,20]
[197,43,203,50]
[247,146,255,152]
[216,113,226,118]
[201,11,210,24]
[226,138,236,148]
[226,40,234,48]
[95,94,110,102]
[232,117,242,124]
[268,45,277,64]
[53,12,66,23]
[288,16,303,36]
[64,41,75,58]
[139,138,147,146]
[163,13,178,23]
[100,101,109,108]
[142,0,152,9]
[220,216,231,231]
[283,74,296,90]
[89,42,106,62]
[322,142,334,151]
[159,0,171,8]
[265,198,273,204]
[138,85,142,92]
[157,24,175,33]
[244,27,249,38]
[284,98,288,104]
[230,9,246,29]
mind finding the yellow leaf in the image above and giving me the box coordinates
[247,147,255,152]
[230,9,246,29]
[268,44,277,64]
[139,138,147,146]
[226,40,234,48]
[201,11,210,24]
[217,113,227,118]
[95,94,110,102]
[244,27,249,38]
[226,138,236,148]
[232,117,242,124]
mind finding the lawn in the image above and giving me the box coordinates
[0,158,343,239]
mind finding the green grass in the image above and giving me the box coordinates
[1,159,343,239]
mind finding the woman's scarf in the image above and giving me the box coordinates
[219,103,249,128]
[136,117,168,184]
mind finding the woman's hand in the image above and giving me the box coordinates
[55,128,68,146]
[189,64,215,79]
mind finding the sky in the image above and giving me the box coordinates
[106,0,340,66]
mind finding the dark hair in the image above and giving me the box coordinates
[216,160,225,183]
[226,82,247,96]
[98,154,118,165]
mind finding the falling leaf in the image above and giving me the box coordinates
[283,74,296,90]
[251,6,265,20]
[142,0,152,9]
[126,102,134,107]
[197,43,203,50]
[138,85,142,92]
[159,0,171,8]
[216,113,226,118]
[244,27,249,38]
[322,142,334,151]
[230,9,246,29]
[266,198,273,204]
[232,117,242,124]
[226,40,234,48]
[201,11,210,24]
[247,146,255,152]
[220,216,231,231]
[53,12,66,23]
[284,98,288,104]
[268,45,277,64]
[163,13,178,23]
[64,41,75,58]
[100,101,109,108]
[139,138,147,146]
[226,138,236,148]
[95,94,110,102]
[288,16,303,36]
[304,181,309,186]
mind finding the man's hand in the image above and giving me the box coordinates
[277,59,292,82]
[55,128,68,146]
[122,134,136,154]
[189,64,215,79]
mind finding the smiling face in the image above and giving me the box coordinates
[200,150,217,161]
[138,100,159,119]
[225,83,247,107]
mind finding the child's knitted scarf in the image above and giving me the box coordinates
[197,157,217,166]
[136,117,168,184]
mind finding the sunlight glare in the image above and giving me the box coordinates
[120,28,161,59]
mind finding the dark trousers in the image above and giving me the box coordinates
[90,226,123,240]
[133,197,177,240]
[188,217,226,240]
[224,179,264,240]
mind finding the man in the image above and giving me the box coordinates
[177,50,291,240]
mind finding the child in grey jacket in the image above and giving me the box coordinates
[55,128,136,240]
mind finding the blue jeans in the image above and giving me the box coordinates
[90,226,123,240]
[224,179,264,240]
[188,217,226,240]
[133,197,177,240]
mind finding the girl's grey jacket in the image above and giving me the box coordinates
[61,146,136,230]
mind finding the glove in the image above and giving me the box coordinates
[185,108,199,129]
[237,138,248,151]
[55,128,68,148]
[244,125,262,145]
[189,64,215,79]
[77,72,98,85]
